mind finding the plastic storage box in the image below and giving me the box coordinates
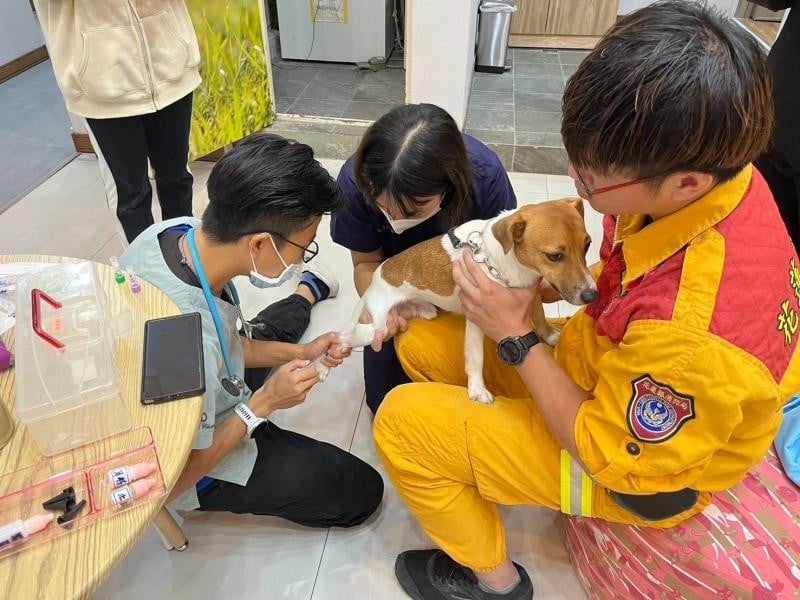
[14,262,131,456]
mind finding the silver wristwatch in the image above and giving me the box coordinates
[234,403,268,438]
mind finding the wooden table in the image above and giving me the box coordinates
[0,255,203,599]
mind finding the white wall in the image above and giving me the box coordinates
[619,0,738,16]
[405,0,480,128]
[0,0,45,65]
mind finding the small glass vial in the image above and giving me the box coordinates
[126,269,142,294]
[110,256,126,285]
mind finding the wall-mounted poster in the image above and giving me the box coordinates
[186,0,274,158]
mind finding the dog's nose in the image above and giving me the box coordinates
[580,289,598,304]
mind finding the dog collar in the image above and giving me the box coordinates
[447,227,509,285]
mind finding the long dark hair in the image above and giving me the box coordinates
[354,103,473,226]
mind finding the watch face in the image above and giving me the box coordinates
[499,339,523,364]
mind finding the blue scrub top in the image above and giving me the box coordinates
[331,134,517,257]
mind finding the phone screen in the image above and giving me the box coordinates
[141,313,205,404]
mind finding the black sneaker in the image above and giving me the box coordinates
[395,549,534,600]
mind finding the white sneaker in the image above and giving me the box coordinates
[301,260,339,301]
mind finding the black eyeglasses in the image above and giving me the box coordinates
[246,230,319,263]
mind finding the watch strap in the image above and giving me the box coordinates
[519,330,540,350]
[234,403,267,438]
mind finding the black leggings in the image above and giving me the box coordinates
[86,93,194,242]
[198,295,384,528]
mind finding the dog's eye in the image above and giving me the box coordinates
[584,241,591,255]
[546,252,564,262]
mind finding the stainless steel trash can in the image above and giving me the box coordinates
[475,0,517,73]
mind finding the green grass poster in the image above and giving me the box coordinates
[186,0,274,159]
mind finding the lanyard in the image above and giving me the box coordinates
[186,228,245,396]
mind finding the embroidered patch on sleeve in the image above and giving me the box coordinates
[627,375,695,443]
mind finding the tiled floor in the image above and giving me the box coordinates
[0,60,76,213]
[466,48,589,175]
[273,61,405,121]
[271,38,406,123]
[3,156,592,599]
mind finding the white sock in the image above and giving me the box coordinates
[477,571,521,595]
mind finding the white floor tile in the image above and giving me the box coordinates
[585,212,605,266]
[516,191,550,206]
[312,400,430,600]
[91,235,126,264]
[546,175,579,198]
[509,172,548,194]
[93,512,328,600]
[0,155,115,258]
[2,155,220,260]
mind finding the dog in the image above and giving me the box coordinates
[319,199,597,403]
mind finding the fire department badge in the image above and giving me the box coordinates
[627,375,695,443]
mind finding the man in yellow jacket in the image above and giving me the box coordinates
[374,3,800,600]
[34,0,201,242]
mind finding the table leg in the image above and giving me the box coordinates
[153,507,189,551]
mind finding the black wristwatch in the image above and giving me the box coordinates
[497,331,540,366]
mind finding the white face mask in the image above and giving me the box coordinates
[249,236,302,289]
[379,204,442,234]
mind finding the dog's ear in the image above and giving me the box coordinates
[511,219,527,243]
[492,215,527,253]
[566,198,584,218]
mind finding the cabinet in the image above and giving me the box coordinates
[510,0,619,49]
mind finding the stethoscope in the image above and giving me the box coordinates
[186,227,253,397]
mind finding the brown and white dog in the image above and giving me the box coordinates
[319,199,597,403]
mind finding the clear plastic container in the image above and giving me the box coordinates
[14,262,131,456]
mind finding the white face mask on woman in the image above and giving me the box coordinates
[379,205,442,234]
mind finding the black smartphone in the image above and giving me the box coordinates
[141,313,205,405]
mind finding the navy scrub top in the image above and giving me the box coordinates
[331,134,517,258]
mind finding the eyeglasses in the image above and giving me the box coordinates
[574,169,655,200]
[245,231,319,263]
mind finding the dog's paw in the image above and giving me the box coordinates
[315,362,331,382]
[543,330,561,347]
[469,387,494,404]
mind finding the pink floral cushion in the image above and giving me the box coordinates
[563,449,800,599]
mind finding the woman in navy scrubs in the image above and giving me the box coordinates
[331,103,517,413]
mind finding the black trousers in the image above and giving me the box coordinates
[86,93,194,243]
[756,151,800,256]
[198,295,384,528]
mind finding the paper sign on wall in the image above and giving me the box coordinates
[310,0,348,24]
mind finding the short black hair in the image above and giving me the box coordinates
[203,133,347,244]
[354,103,473,226]
[562,0,773,183]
